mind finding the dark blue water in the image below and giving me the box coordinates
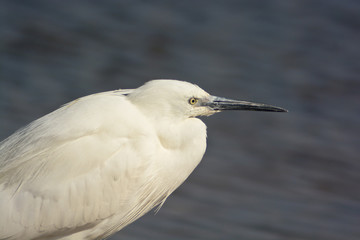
[1,1,359,239]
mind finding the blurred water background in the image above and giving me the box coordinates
[1,1,359,239]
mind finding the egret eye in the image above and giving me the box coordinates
[188,97,198,105]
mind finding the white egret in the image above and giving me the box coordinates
[0,80,286,240]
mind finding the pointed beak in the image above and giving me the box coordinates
[203,96,288,112]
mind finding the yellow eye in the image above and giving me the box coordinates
[189,97,198,105]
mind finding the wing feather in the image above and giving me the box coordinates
[0,90,162,239]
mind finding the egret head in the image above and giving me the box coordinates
[128,80,287,120]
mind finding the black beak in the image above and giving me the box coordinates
[204,96,288,112]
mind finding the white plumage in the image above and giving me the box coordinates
[0,80,286,239]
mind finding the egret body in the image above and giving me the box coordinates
[0,80,286,240]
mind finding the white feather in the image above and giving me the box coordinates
[0,80,207,239]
